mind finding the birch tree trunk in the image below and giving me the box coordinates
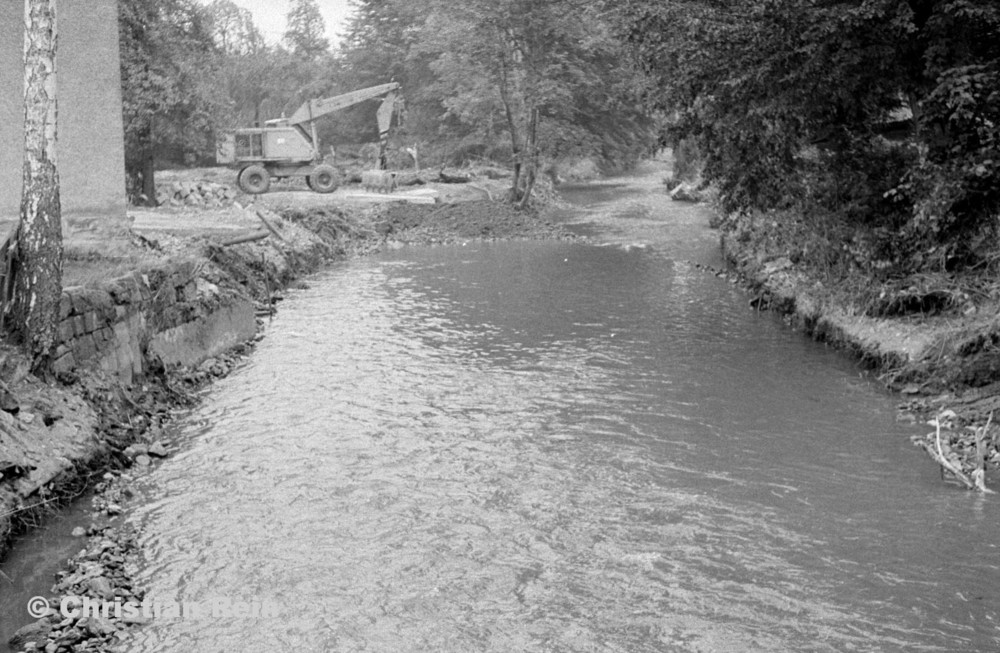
[14,0,63,367]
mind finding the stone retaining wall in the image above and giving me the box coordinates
[52,260,257,384]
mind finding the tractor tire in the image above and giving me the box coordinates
[238,165,271,194]
[308,165,339,194]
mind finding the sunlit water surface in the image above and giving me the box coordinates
[122,211,999,652]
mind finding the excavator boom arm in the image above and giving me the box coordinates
[288,82,401,126]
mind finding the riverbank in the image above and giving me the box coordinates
[716,209,1000,489]
[2,192,573,651]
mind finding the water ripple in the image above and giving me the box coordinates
[124,240,1000,652]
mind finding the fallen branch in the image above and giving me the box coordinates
[467,183,494,201]
[438,170,471,184]
[219,231,270,247]
[261,252,273,320]
[913,411,996,492]
[972,411,994,492]
[0,494,63,521]
[933,414,975,489]
[255,209,287,243]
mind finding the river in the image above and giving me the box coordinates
[5,163,1000,651]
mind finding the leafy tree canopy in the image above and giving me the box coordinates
[340,0,656,202]
[284,0,330,59]
[119,0,225,199]
[617,0,1000,275]
[204,0,265,56]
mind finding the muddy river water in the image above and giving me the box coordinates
[6,165,1000,651]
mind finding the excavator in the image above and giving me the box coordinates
[217,81,402,194]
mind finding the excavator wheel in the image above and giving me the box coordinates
[238,165,271,194]
[308,164,339,194]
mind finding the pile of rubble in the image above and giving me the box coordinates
[7,491,144,652]
[154,181,238,208]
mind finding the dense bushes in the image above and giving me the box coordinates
[618,0,1000,279]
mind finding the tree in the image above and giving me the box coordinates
[616,0,1000,275]
[341,0,424,85]
[284,0,329,59]
[335,0,438,160]
[417,0,652,205]
[338,0,655,203]
[205,0,265,56]
[217,47,303,128]
[14,0,63,366]
[119,0,224,203]
[203,1,299,129]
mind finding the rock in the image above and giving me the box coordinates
[19,411,35,424]
[762,257,793,276]
[8,620,51,649]
[361,170,398,193]
[0,379,19,413]
[33,397,63,424]
[122,444,148,459]
[54,627,83,645]
[79,615,116,637]
[669,182,700,202]
[122,611,151,625]
[195,278,220,299]
[158,180,237,207]
[86,576,115,600]
[133,454,152,467]
[147,442,168,458]
[71,526,87,537]
[104,503,123,516]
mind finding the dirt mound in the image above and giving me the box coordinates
[372,200,573,244]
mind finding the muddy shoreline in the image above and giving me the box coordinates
[2,198,574,652]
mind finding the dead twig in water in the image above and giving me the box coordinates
[972,411,994,492]
[0,495,63,521]
[927,412,976,490]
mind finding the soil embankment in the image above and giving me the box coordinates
[2,186,572,651]
[717,212,1000,489]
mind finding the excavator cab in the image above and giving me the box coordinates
[217,127,314,165]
